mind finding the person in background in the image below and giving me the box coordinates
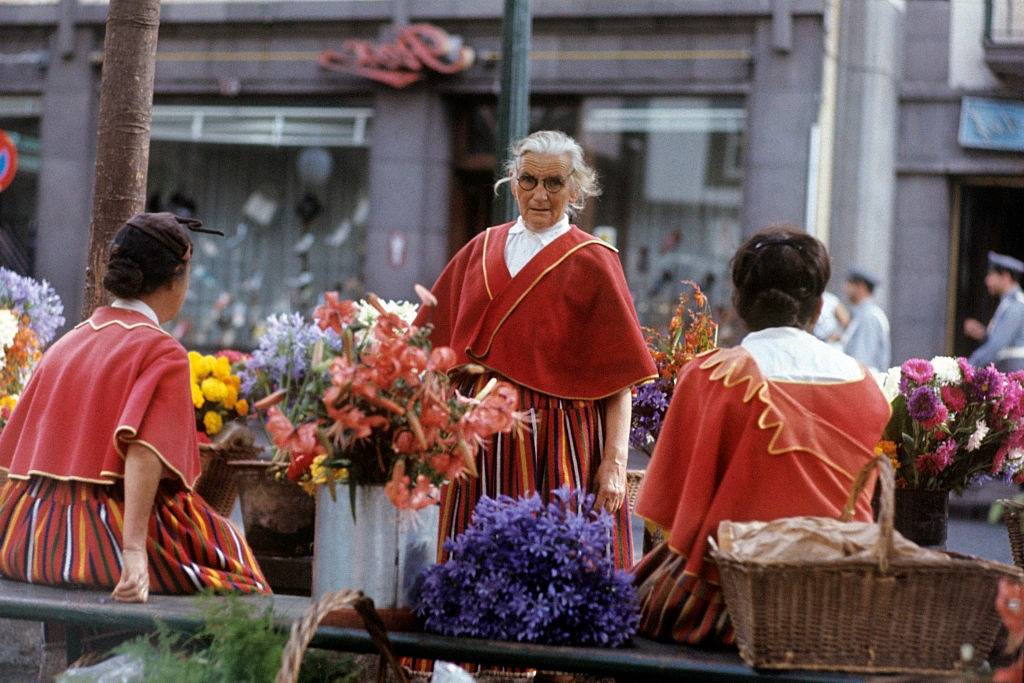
[964,251,1024,372]
[0,213,268,602]
[812,290,850,347]
[633,226,891,646]
[841,269,891,372]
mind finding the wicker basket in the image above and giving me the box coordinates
[195,421,263,517]
[276,590,407,683]
[1001,498,1024,571]
[712,456,1023,675]
[625,469,645,513]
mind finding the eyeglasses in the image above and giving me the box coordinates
[517,174,566,193]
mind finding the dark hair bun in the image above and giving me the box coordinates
[103,256,146,299]
[731,225,830,331]
[102,216,192,299]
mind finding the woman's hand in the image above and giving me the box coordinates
[111,548,149,603]
[595,387,632,513]
[964,318,986,341]
[594,457,627,513]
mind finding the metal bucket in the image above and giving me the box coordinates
[312,484,439,608]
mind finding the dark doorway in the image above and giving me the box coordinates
[953,181,1024,358]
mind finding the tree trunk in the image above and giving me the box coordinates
[82,0,162,319]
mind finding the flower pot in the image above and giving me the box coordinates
[230,460,315,557]
[312,483,438,609]
[893,487,949,547]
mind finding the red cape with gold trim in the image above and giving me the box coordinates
[0,307,200,488]
[636,346,891,579]
[414,221,657,400]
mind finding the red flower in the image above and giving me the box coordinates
[940,385,966,413]
[920,403,949,430]
[314,291,358,334]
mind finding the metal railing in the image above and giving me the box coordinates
[986,0,1024,44]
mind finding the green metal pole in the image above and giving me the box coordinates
[492,0,532,224]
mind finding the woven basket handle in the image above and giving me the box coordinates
[275,590,409,683]
[840,455,895,574]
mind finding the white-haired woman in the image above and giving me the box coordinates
[415,130,656,569]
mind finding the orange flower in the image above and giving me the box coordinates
[314,291,358,334]
[265,406,296,451]
[428,347,458,373]
[994,579,1024,682]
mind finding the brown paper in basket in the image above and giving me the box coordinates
[716,516,949,563]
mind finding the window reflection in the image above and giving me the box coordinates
[147,105,372,350]
[580,97,746,332]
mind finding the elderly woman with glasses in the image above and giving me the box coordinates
[415,130,656,569]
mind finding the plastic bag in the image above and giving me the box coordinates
[58,653,145,683]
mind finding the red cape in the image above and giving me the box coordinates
[0,307,200,488]
[636,347,891,579]
[414,221,657,400]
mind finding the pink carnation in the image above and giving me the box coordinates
[992,445,1009,475]
[915,440,957,476]
[901,359,935,386]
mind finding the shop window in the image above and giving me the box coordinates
[0,104,42,276]
[147,105,372,351]
[580,97,746,331]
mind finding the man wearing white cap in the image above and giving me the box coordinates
[964,251,1024,372]
[841,268,891,372]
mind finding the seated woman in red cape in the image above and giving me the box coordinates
[633,226,891,646]
[414,130,657,570]
[0,213,268,602]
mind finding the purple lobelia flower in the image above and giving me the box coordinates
[629,379,671,451]
[0,267,65,346]
[238,312,340,397]
[412,487,639,647]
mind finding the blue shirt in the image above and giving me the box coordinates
[842,299,891,372]
[969,286,1024,370]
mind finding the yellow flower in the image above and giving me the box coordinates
[227,374,241,389]
[200,377,228,403]
[203,410,223,435]
[198,354,216,378]
[212,355,232,381]
[0,394,17,412]
[223,383,238,409]
[235,399,249,416]
[187,351,203,379]
[191,382,205,409]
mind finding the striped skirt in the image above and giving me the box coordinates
[439,376,633,570]
[633,541,735,646]
[0,476,269,594]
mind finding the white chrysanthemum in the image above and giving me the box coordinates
[967,419,989,452]
[879,365,902,402]
[355,299,420,329]
[1007,447,1024,466]
[930,356,962,385]
[0,309,18,351]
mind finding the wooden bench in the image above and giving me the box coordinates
[0,578,867,681]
